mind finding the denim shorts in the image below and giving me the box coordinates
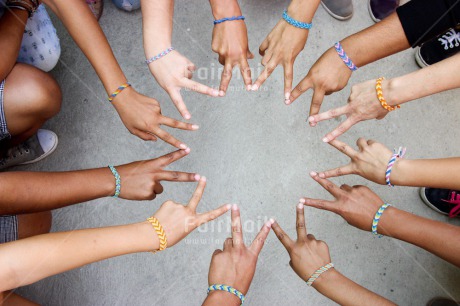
[0,215,18,244]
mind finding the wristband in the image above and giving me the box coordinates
[108,82,131,102]
[146,216,167,253]
[6,0,38,17]
[207,284,245,305]
[334,42,358,71]
[372,203,391,237]
[213,15,245,25]
[385,147,406,187]
[376,77,400,111]
[306,263,334,286]
[145,47,175,65]
[108,165,121,198]
[282,10,312,29]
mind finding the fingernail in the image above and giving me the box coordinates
[180,144,187,149]
[310,122,316,127]
[194,174,201,181]
[319,173,325,178]
[184,113,191,120]
[285,92,290,100]
[251,84,259,91]
[226,204,232,210]
[212,89,219,96]
[269,218,275,224]
[299,198,305,204]
[308,116,314,122]
[284,99,290,105]
[219,90,225,96]
[185,147,191,153]
[297,203,303,209]
[322,137,328,142]
[232,204,238,210]
[310,171,317,177]
[192,124,199,130]
[265,220,272,228]
[246,85,251,91]
[201,176,207,182]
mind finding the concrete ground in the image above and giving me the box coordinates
[15,0,460,305]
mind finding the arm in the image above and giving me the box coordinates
[140,0,218,119]
[209,0,253,95]
[0,178,230,292]
[0,149,199,214]
[309,53,460,141]
[41,0,196,147]
[302,173,460,267]
[271,205,394,306]
[317,138,460,190]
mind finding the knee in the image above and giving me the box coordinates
[32,74,62,120]
[17,211,52,239]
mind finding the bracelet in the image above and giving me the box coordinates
[6,0,37,17]
[207,284,245,305]
[108,82,131,102]
[334,42,358,71]
[306,263,334,286]
[213,15,245,25]
[108,165,121,198]
[146,216,167,253]
[376,77,400,111]
[145,47,175,65]
[385,147,406,187]
[282,10,312,29]
[372,203,391,237]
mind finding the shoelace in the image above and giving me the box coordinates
[442,191,460,218]
[0,143,30,165]
[438,29,460,50]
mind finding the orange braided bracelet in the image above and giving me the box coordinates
[375,77,400,112]
[147,217,167,253]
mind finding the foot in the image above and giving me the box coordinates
[321,0,353,21]
[415,28,460,68]
[419,187,460,218]
[0,129,58,171]
[368,0,399,23]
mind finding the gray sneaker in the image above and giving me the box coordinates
[0,129,58,171]
[321,0,353,20]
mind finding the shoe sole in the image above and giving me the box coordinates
[419,187,449,216]
[414,47,429,68]
[20,131,59,165]
[367,0,381,23]
[320,2,353,21]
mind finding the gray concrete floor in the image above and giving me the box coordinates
[15,0,460,305]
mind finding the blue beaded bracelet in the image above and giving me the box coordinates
[145,47,175,65]
[207,284,245,305]
[372,203,391,237]
[214,15,245,25]
[282,10,312,30]
[108,165,121,198]
[334,42,358,71]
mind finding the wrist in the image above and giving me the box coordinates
[206,290,241,306]
[287,0,320,22]
[138,221,160,252]
[209,0,242,19]
[389,158,409,186]
[311,268,340,291]
[385,77,404,106]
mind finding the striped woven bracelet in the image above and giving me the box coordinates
[372,203,391,237]
[282,10,312,29]
[214,15,245,25]
[108,165,121,198]
[147,217,167,253]
[145,47,175,65]
[376,77,400,111]
[334,42,358,71]
[385,147,406,187]
[108,82,131,102]
[207,284,245,305]
[306,263,334,286]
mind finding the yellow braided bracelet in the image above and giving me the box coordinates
[146,216,167,253]
[375,77,400,112]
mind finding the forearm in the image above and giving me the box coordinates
[202,291,240,306]
[42,0,126,94]
[392,158,460,190]
[0,168,115,214]
[313,269,394,306]
[385,53,460,106]
[286,0,321,22]
[209,0,242,19]
[0,221,157,291]
[0,9,28,80]
[379,207,460,267]
[340,13,409,67]
[141,0,174,56]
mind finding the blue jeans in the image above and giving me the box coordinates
[112,0,140,11]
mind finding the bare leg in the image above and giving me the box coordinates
[1,291,39,306]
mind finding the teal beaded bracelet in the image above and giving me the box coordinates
[108,165,121,198]
[372,203,391,237]
[207,284,245,305]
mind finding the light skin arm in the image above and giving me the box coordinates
[0,178,231,292]
[309,53,460,142]
[271,205,394,306]
[302,173,460,267]
[317,138,460,190]
[0,149,200,214]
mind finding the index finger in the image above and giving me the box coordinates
[328,139,358,158]
[296,203,307,241]
[271,221,294,252]
[182,78,219,97]
[153,149,190,168]
[252,61,277,91]
[308,104,349,127]
[155,170,200,182]
[231,204,244,248]
[288,77,312,105]
[249,219,274,255]
[239,59,252,90]
[309,171,344,199]
[151,127,187,149]
[188,177,207,211]
[219,63,233,96]
[309,89,325,117]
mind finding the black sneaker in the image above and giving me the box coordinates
[415,28,460,67]
[427,298,460,306]
[419,188,460,218]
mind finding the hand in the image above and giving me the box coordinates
[317,138,394,185]
[287,47,352,117]
[207,205,272,298]
[309,79,390,142]
[301,172,384,231]
[271,204,331,282]
[211,18,253,95]
[153,177,231,248]
[147,50,219,119]
[116,148,199,200]
[253,11,309,99]
[111,87,198,147]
